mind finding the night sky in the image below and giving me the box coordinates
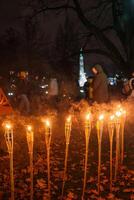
[0,0,21,33]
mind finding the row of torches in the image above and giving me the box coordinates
[3,106,126,200]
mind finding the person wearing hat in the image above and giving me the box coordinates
[92,64,109,103]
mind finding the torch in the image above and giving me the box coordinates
[44,119,52,200]
[97,114,104,195]
[4,122,14,200]
[82,113,92,200]
[61,116,72,199]
[120,110,126,164]
[108,115,115,192]
[114,111,121,180]
[26,125,34,200]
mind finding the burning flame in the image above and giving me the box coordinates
[99,114,104,121]
[27,125,32,131]
[110,115,115,121]
[45,120,50,127]
[5,123,12,130]
[66,116,71,123]
[86,113,91,121]
[115,111,122,117]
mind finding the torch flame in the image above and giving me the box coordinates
[86,113,91,121]
[99,114,104,121]
[110,115,115,121]
[115,111,122,117]
[27,125,32,131]
[5,123,12,130]
[66,116,71,123]
[45,120,50,127]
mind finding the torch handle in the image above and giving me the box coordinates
[98,140,101,195]
[61,143,69,199]
[82,142,89,200]
[29,152,33,200]
[47,147,51,200]
[110,138,113,192]
[121,122,125,164]
[10,152,14,200]
[115,124,120,180]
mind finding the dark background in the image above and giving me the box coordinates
[0,0,134,77]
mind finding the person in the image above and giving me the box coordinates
[129,72,134,90]
[121,72,134,99]
[92,64,109,103]
[49,78,59,107]
[83,77,93,101]
[18,93,30,115]
[49,78,59,97]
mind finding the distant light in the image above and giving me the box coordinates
[40,85,45,89]
[8,92,14,96]
[109,82,114,86]
[80,89,84,93]
[45,91,48,94]
[40,84,48,89]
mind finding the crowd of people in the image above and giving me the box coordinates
[0,73,78,115]
[0,64,134,115]
[84,64,134,104]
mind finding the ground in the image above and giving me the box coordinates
[0,102,134,200]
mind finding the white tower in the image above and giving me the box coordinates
[79,48,87,87]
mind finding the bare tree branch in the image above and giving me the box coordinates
[30,4,76,18]
[72,0,127,68]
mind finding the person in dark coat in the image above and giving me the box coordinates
[92,64,109,103]
[83,77,93,101]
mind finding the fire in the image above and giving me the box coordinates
[115,111,122,118]
[110,115,115,121]
[66,116,71,123]
[85,113,91,121]
[45,120,50,127]
[99,114,104,121]
[5,123,12,130]
[27,125,32,132]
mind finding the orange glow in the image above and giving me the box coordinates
[27,125,32,132]
[115,111,122,118]
[122,110,126,115]
[117,104,121,109]
[99,114,104,121]
[45,120,50,127]
[85,113,91,121]
[110,115,115,121]
[66,116,71,123]
[5,123,12,130]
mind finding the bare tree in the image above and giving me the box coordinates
[20,0,134,73]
